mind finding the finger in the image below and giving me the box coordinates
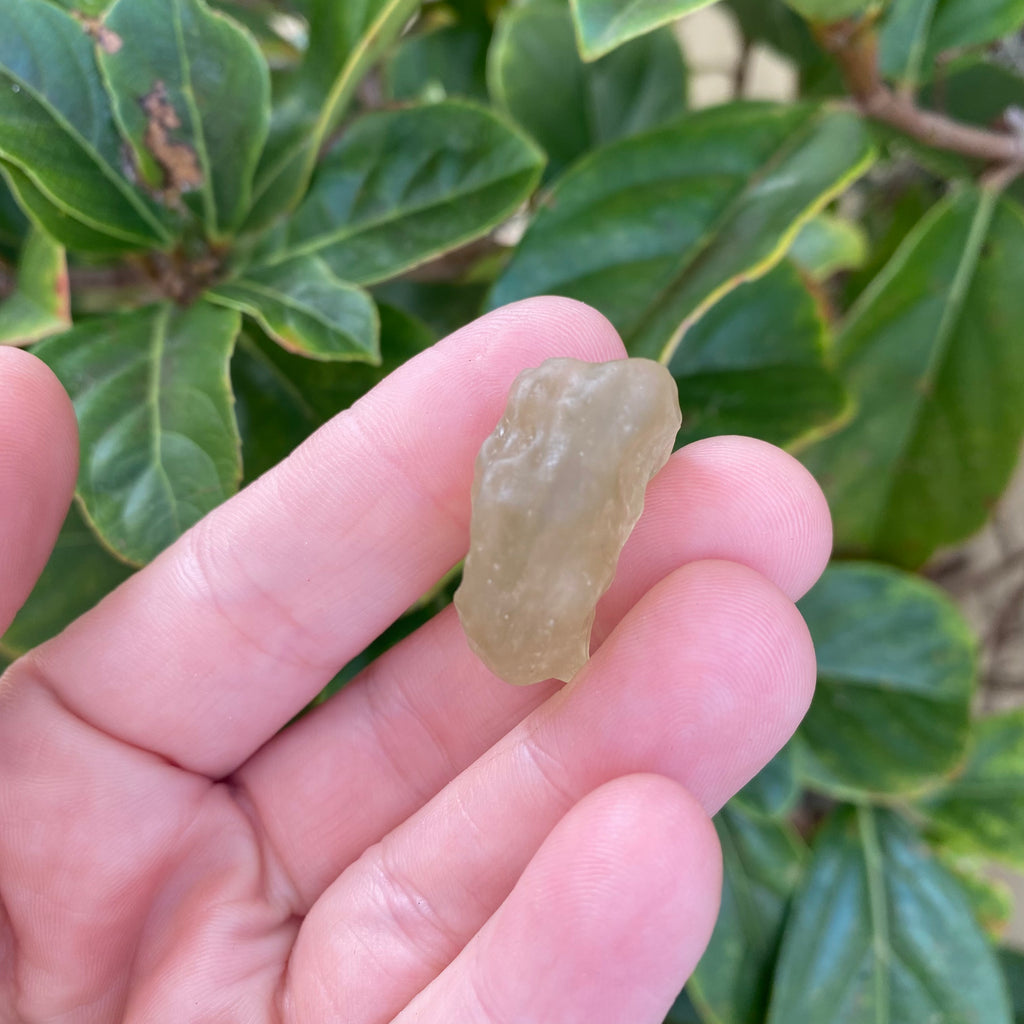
[277,561,814,1020]
[236,436,829,907]
[0,347,78,637]
[23,298,626,776]
[288,775,721,1024]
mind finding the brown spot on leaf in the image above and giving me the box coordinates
[140,81,203,201]
[74,13,123,54]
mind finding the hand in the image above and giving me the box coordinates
[0,298,830,1023]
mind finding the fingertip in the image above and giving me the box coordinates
[470,774,721,1024]
[672,435,833,599]
[0,347,79,634]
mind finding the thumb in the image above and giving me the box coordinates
[0,346,78,639]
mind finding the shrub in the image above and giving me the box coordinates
[1,1,1023,1020]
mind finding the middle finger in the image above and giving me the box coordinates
[235,436,829,911]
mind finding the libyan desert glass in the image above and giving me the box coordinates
[454,357,682,686]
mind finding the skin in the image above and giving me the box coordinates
[0,297,831,1023]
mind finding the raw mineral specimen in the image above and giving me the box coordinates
[454,357,682,686]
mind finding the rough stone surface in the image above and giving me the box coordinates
[454,357,682,686]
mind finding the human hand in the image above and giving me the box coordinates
[0,298,831,1023]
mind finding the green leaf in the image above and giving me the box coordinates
[881,0,1024,85]
[670,259,849,449]
[0,0,170,247]
[795,562,975,799]
[373,277,490,339]
[665,988,703,1024]
[47,0,113,14]
[785,0,875,21]
[1002,948,1024,1023]
[789,212,869,281]
[34,302,243,565]
[724,0,824,69]
[488,0,686,179]
[917,710,1024,869]
[767,805,1012,1024]
[0,162,141,256]
[934,851,1015,939]
[569,0,717,61]
[689,806,807,1024]
[920,56,1024,129]
[0,502,133,659]
[246,0,421,230]
[800,188,1024,568]
[98,0,270,237]
[386,23,491,103]
[490,102,874,361]
[232,302,433,481]
[733,743,800,820]
[280,100,544,286]
[0,227,70,345]
[207,255,379,361]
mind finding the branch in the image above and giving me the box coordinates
[816,19,1024,167]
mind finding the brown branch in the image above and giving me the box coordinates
[815,18,1024,168]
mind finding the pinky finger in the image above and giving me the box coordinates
[393,774,722,1024]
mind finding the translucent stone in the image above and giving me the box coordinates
[454,357,682,686]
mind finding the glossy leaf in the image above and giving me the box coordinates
[801,188,1024,568]
[246,0,420,229]
[670,259,848,449]
[490,102,874,361]
[208,256,379,361]
[386,23,490,103]
[796,562,975,798]
[767,806,1012,1024]
[0,162,141,256]
[281,101,544,286]
[789,212,869,281]
[569,0,716,60]
[34,302,242,565]
[689,807,806,1024]
[917,710,1024,869]
[233,303,433,482]
[0,0,169,246]
[881,0,1024,86]
[0,503,133,659]
[0,227,70,345]
[733,744,800,820]
[99,0,270,236]
[489,0,686,179]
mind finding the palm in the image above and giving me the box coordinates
[0,299,830,1024]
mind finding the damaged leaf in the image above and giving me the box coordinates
[0,0,170,247]
[99,0,270,236]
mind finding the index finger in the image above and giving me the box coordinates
[21,298,626,777]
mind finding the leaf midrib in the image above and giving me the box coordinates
[148,305,181,535]
[864,189,998,550]
[280,157,537,263]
